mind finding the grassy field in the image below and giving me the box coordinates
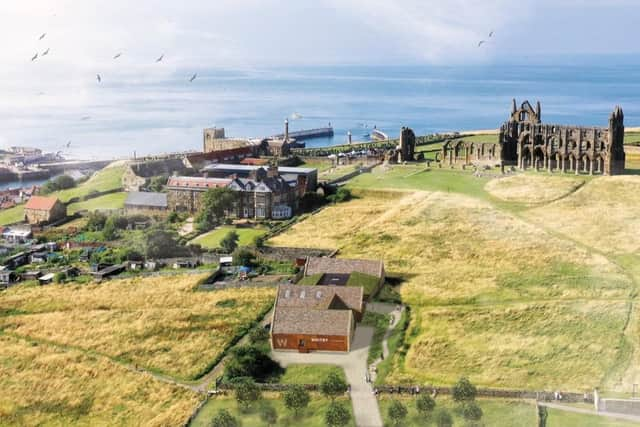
[546,408,640,426]
[485,174,585,204]
[190,394,355,427]
[270,166,637,391]
[192,225,267,249]
[0,274,275,380]
[278,364,346,384]
[378,396,536,427]
[0,164,125,226]
[0,334,201,426]
[67,191,127,214]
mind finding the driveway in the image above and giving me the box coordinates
[271,326,383,427]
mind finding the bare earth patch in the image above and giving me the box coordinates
[485,174,584,204]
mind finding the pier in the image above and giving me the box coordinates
[271,126,334,141]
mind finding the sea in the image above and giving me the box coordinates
[3,55,640,163]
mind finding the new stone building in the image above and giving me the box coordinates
[270,284,364,353]
[440,100,626,175]
[124,191,168,218]
[166,176,232,213]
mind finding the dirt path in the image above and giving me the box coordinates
[368,302,404,384]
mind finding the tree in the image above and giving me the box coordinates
[148,175,167,192]
[259,402,278,426]
[233,248,256,267]
[460,401,483,421]
[327,187,352,204]
[224,345,282,381]
[320,372,348,402]
[325,402,350,427]
[248,327,269,345]
[452,377,477,403]
[144,228,185,259]
[220,230,239,253]
[210,409,239,427]
[233,377,261,412]
[434,409,453,427]
[196,187,236,231]
[102,216,118,241]
[416,394,436,417]
[283,384,310,417]
[86,211,107,231]
[387,400,408,426]
[54,175,76,190]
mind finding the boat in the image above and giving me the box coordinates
[370,127,389,141]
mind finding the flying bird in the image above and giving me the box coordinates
[477,40,486,47]
[113,52,122,59]
[189,73,197,82]
[96,74,102,83]
[156,54,164,63]
[31,52,38,61]
[66,141,71,148]
[81,116,91,121]
[489,31,494,38]
[39,33,46,40]
[42,48,50,56]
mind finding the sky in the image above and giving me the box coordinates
[0,0,637,158]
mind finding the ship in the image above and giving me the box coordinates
[370,127,389,141]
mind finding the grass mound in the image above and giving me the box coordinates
[485,174,584,204]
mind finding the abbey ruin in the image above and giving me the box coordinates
[441,100,626,175]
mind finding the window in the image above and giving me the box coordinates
[243,207,249,217]
[256,207,266,218]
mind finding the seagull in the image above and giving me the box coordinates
[113,52,122,59]
[81,116,91,121]
[96,74,101,83]
[477,40,486,47]
[31,52,38,61]
[66,141,71,148]
[189,73,197,82]
[489,31,494,38]
[39,33,47,40]
[42,48,50,56]
[155,54,164,63]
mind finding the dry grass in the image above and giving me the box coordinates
[270,190,634,389]
[485,174,584,204]
[0,334,201,426]
[0,275,275,380]
[524,176,640,254]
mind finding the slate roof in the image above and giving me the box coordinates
[203,163,316,174]
[166,176,232,189]
[271,284,362,336]
[24,196,59,211]
[304,257,384,279]
[125,191,167,208]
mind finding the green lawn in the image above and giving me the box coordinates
[192,225,267,249]
[297,273,323,286]
[190,394,355,427]
[346,271,380,296]
[624,131,640,145]
[278,364,346,384]
[299,159,333,172]
[546,408,640,427]
[0,164,125,226]
[67,192,127,214]
[378,396,537,427]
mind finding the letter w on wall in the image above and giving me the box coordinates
[276,338,287,347]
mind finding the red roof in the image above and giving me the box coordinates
[167,176,232,189]
[240,157,270,165]
[24,196,59,211]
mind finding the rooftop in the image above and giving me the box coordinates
[167,176,232,189]
[305,257,384,279]
[24,196,60,211]
[125,191,167,208]
[271,306,352,336]
[203,163,316,174]
[275,284,363,313]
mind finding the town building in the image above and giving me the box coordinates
[203,127,257,153]
[440,100,626,175]
[185,147,254,171]
[124,191,168,217]
[270,284,364,353]
[1,225,33,243]
[122,158,192,192]
[203,163,318,192]
[301,257,386,299]
[166,176,232,213]
[24,196,66,225]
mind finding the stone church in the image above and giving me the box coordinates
[441,100,626,175]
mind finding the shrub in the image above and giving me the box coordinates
[325,401,350,427]
[460,401,483,421]
[434,408,453,427]
[387,400,408,426]
[53,272,67,284]
[233,248,256,267]
[416,394,436,417]
[210,409,239,427]
[452,377,477,403]
[283,384,310,417]
[259,402,278,426]
[233,377,261,412]
[86,211,107,231]
[320,371,348,402]
[220,230,239,254]
[224,345,282,382]
[248,327,269,345]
